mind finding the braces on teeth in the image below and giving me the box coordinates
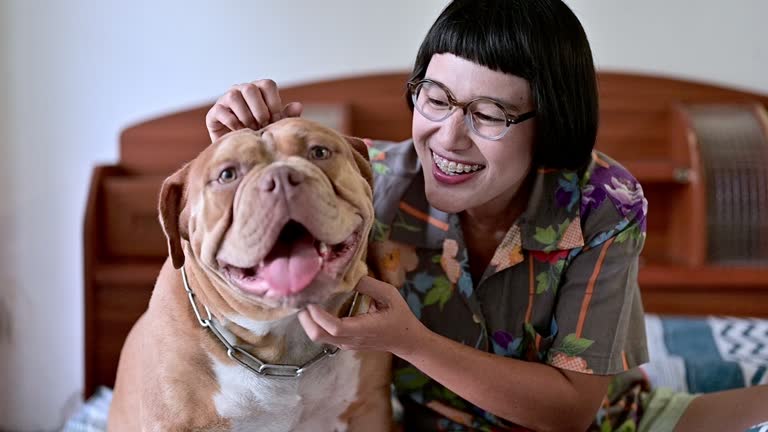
[433,152,484,175]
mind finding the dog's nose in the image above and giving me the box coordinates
[259,166,305,193]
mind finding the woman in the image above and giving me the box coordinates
[205,1,767,431]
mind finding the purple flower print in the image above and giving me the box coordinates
[605,175,647,222]
[492,330,522,357]
[581,165,647,223]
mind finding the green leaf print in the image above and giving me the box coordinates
[392,213,421,232]
[424,276,452,309]
[368,147,384,159]
[616,419,638,432]
[556,333,594,356]
[580,166,594,188]
[534,226,557,247]
[534,220,573,251]
[371,219,390,243]
[536,272,550,294]
[394,366,430,391]
[372,162,390,176]
[523,322,537,341]
[553,259,566,274]
[431,386,466,409]
[616,223,641,244]
[520,322,540,361]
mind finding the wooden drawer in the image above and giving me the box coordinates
[101,175,168,259]
[87,280,154,393]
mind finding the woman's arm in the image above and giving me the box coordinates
[299,276,609,432]
[402,324,610,432]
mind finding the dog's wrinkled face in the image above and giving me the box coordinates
[159,118,373,312]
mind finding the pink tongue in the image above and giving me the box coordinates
[260,234,322,296]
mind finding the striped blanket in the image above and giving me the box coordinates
[642,315,768,393]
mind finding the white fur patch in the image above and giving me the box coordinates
[227,314,290,337]
[209,320,362,432]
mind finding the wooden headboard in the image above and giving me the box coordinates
[83,71,768,397]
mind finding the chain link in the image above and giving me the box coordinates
[181,266,351,378]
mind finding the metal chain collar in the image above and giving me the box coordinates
[181,266,359,378]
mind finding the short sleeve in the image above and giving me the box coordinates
[546,217,648,375]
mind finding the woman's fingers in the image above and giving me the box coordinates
[206,103,245,140]
[281,101,304,118]
[225,86,259,129]
[298,309,333,343]
[251,79,284,122]
[306,305,345,337]
[354,276,397,304]
[238,83,271,127]
[205,78,303,142]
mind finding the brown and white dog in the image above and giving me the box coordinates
[108,118,392,432]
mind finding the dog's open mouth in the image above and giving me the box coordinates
[220,220,361,298]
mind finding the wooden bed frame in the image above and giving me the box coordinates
[82,71,768,398]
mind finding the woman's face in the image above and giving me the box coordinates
[412,53,536,217]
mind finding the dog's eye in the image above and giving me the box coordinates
[218,167,238,183]
[308,146,332,160]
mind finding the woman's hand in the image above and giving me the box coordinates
[298,276,427,356]
[205,79,304,141]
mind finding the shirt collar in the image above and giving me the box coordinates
[388,166,585,252]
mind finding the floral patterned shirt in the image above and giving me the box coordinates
[365,139,649,431]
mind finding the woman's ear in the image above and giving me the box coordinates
[158,163,191,269]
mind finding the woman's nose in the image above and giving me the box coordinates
[435,108,472,150]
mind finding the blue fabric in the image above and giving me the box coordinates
[752,366,767,386]
[60,387,112,432]
[656,316,768,393]
[745,421,768,432]
[662,317,745,392]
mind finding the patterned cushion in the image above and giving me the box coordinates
[642,315,768,393]
[60,386,112,432]
[746,422,768,432]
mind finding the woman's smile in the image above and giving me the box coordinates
[431,149,486,185]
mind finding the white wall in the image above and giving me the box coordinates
[0,0,765,430]
[567,0,768,94]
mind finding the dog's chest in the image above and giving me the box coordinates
[209,349,362,432]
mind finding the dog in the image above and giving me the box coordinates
[108,118,392,431]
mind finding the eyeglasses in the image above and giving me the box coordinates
[408,79,536,141]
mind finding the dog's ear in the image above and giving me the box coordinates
[159,163,191,269]
[344,136,373,191]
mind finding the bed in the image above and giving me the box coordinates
[74,70,768,429]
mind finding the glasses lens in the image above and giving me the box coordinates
[412,82,453,122]
[467,99,509,140]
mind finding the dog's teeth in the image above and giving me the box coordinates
[319,242,330,256]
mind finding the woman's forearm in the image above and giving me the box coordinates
[396,327,607,432]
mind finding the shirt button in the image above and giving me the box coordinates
[472,314,482,324]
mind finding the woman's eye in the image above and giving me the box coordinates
[427,97,450,108]
[309,146,332,160]
[217,167,238,183]
[473,111,505,123]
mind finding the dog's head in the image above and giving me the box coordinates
[159,118,373,315]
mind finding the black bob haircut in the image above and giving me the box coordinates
[407,0,599,170]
